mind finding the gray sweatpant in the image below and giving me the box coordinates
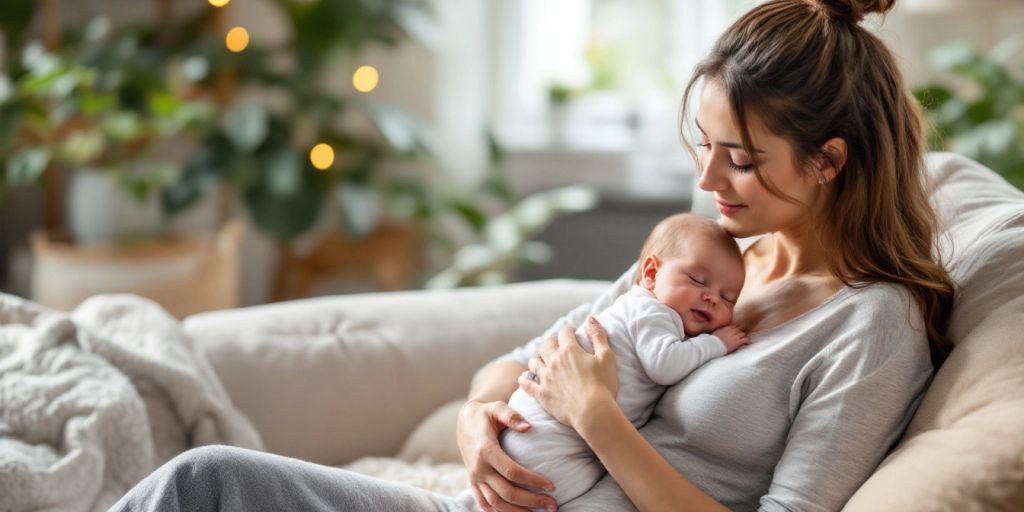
[109,445,631,511]
[108,445,475,512]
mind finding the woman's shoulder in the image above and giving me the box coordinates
[841,281,920,319]
[823,281,930,360]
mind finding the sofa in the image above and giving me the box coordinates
[181,153,1024,510]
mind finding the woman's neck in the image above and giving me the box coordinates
[754,229,832,282]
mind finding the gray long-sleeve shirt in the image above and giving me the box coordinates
[497,264,933,511]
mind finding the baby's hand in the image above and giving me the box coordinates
[713,325,750,353]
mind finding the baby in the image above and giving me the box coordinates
[501,213,750,507]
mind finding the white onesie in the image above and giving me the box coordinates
[501,285,727,507]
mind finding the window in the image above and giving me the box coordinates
[491,0,764,150]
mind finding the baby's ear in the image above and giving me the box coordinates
[641,255,660,289]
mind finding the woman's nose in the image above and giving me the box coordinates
[697,153,725,192]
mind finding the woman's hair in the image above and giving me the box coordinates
[679,0,956,366]
[635,213,743,285]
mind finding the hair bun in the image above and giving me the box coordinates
[818,0,896,24]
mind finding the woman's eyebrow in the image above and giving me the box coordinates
[695,118,766,154]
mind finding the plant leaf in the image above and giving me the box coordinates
[5,148,50,184]
[243,180,324,243]
[929,41,977,72]
[337,183,380,238]
[223,103,269,152]
[266,149,303,197]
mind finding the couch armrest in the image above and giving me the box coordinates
[183,279,608,466]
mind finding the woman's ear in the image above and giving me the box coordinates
[641,255,660,290]
[817,138,848,184]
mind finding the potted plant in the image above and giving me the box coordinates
[914,37,1024,190]
[0,21,215,244]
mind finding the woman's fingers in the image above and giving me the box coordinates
[538,335,558,361]
[556,325,577,349]
[482,443,556,493]
[485,473,557,511]
[527,356,542,377]
[586,316,611,358]
[472,483,494,512]
[518,371,541,398]
[489,401,530,432]
[477,483,516,512]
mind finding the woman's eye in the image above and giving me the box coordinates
[728,153,754,172]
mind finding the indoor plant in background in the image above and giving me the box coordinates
[914,36,1024,190]
[0,0,594,299]
[161,0,446,244]
[0,21,215,244]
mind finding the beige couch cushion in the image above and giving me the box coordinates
[397,399,464,464]
[844,154,1024,510]
[184,279,607,466]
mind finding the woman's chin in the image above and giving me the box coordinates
[718,216,760,239]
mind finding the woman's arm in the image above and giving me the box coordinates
[457,265,639,511]
[458,360,558,512]
[519,319,729,512]
[577,394,729,512]
[467,359,526,403]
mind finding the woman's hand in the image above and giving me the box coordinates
[456,399,558,512]
[519,317,619,430]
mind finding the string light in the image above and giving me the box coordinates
[352,65,379,93]
[209,0,231,6]
[225,27,249,53]
[310,143,335,170]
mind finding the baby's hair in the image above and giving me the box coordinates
[636,213,742,284]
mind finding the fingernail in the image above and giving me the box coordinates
[547,505,557,512]
[588,316,597,324]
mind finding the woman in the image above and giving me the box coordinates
[112,0,954,510]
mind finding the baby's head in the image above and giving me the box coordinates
[636,213,745,336]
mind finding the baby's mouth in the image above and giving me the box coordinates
[691,309,710,323]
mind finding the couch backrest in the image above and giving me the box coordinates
[844,153,1024,510]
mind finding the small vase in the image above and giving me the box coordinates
[549,103,571,147]
[66,169,164,245]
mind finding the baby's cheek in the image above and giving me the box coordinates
[714,310,733,330]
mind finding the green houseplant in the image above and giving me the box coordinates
[914,37,1024,190]
[0,0,591,289]
[0,1,494,246]
[158,0,449,243]
[0,21,215,243]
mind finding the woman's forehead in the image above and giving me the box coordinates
[696,81,781,150]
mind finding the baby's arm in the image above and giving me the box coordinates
[632,308,727,386]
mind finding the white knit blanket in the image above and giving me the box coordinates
[0,293,263,512]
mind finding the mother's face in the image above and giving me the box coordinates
[694,81,821,239]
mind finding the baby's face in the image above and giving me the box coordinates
[643,244,744,337]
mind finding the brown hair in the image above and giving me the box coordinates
[636,213,743,284]
[679,0,955,366]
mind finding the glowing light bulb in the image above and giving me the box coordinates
[209,0,231,6]
[352,65,379,93]
[310,143,335,170]
[225,27,249,53]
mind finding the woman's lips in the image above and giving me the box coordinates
[716,200,746,216]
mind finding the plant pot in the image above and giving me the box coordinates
[66,169,165,245]
[549,103,571,147]
[30,219,243,318]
